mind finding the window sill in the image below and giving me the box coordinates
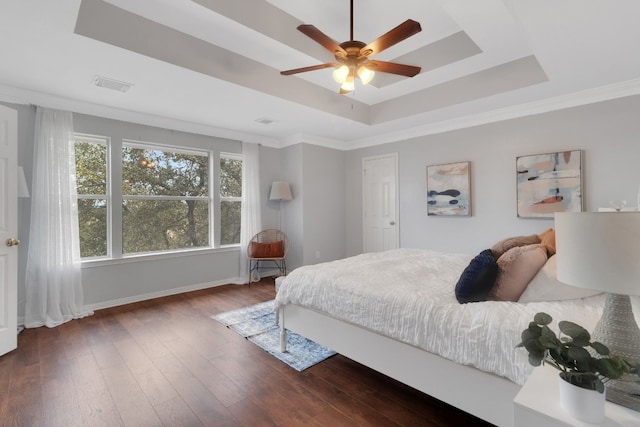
[81,246,240,268]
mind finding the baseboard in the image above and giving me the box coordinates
[85,277,248,312]
[16,273,281,328]
[17,276,246,327]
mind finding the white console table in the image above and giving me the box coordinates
[514,366,639,426]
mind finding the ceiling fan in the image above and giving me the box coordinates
[280,0,422,94]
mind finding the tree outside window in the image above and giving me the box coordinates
[75,135,109,258]
[220,154,242,245]
[74,134,242,259]
[122,143,210,254]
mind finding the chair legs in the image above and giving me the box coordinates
[248,258,287,284]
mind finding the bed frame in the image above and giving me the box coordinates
[279,303,521,427]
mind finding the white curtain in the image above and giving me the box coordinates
[24,107,92,328]
[238,142,262,283]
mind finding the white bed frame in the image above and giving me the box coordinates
[279,303,521,427]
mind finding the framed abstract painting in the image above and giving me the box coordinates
[516,150,582,218]
[427,161,471,216]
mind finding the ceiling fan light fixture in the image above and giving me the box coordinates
[279,0,422,95]
[333,65,349,83]
[357,65,375,85]
[340,78,355,92]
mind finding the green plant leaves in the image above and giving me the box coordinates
[533,312,552,325]
[516,312,640,391]
[558,320,591,346]
[590,341,610,356]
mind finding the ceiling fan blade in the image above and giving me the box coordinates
[366,60,421,77]
[297,24,347,57]
[280,63,339,76]
[361,19,422,57]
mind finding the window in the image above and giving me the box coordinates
[75,135,110,258]
[74,134,243,259]
[122,143,210,254]
[220,154,242,245]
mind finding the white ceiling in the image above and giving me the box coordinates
[1,0,640,149]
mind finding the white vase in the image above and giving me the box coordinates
[558,376,606,424]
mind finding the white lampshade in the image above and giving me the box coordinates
[332,65,349,84]
[269,181,292,201]
[555,212,640,295]
[357,65,375,85]
[555,211,640,409]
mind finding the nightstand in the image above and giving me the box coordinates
[514,366,639,426]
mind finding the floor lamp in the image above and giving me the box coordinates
[555,212,640,410]
[269,181,292,230]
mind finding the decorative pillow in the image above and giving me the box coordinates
[490,234,541,259]
[490,244,547,302]
[518,255,603,302]
[538,228,556,256]
[455,249,499,304]
[250,240,284,258]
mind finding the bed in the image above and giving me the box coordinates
[274,248,608,427]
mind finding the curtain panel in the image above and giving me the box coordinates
[24,107,91,328]
[238,142,261,283]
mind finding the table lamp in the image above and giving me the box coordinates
[555,212,640,410]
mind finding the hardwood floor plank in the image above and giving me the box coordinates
[152,395,204,427]
[99,364,163,426]
[162,337,247,407]
[67,353,123,427]
[152,353,239,426]
[1,278,492,427]
[226,398,277,427]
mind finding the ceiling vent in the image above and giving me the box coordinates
[93,75,132,92]
[255,117,277,125]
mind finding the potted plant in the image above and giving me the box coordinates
[517,312,639,423]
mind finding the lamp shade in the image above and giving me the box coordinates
[269,181,292,201]
[555,212,640,295]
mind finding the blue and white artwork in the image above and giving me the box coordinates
[427,161,471,216]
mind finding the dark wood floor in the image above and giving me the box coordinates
[0,278,493,426]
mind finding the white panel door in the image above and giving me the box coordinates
[0,105,18,356]
[362,153,399,253]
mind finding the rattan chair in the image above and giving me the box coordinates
[247,229,289,283]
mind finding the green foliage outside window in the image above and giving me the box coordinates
[121,146,210,254]
[74,137,243,258]
[75,139,108,258]
[220,156,242,245]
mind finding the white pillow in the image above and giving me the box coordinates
[518,255,603,302]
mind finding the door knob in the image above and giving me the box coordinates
[6,238,20,247]
[389,221,396,225]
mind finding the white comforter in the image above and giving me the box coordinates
[274,248,606,385]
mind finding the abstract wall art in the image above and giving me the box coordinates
[516,150,582,218]
[427,161,471,216]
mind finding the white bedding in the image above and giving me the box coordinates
[274,248,607,385]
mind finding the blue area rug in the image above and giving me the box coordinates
[212,300,336,371]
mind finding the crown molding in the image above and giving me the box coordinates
[0,83,282,147]
[3,78,639,153]
[344,78,640,150]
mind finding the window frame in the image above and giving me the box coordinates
[219,152,243,247]
[74,133,112,260]
[73,132,244,264]
[120,140,213,256]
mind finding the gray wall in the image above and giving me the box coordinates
[346,95,640,256]
[301,143,346,265]
[275,143,347,270]
[279,144,304,270]
[9,104,286,317]
[8,93,640,317]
